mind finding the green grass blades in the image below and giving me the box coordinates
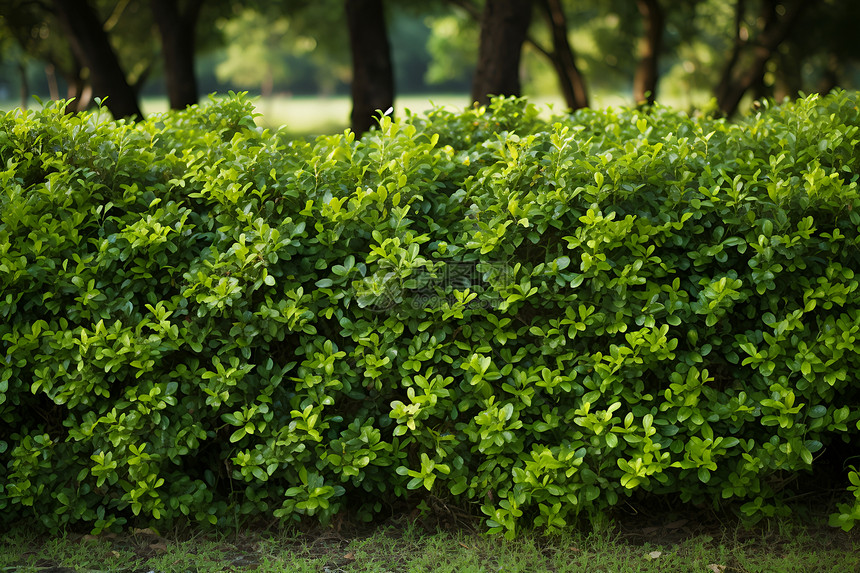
[1,513,859,573]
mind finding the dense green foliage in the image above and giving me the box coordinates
[1,91,860,536]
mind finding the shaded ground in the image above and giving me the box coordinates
[3,499,859,573]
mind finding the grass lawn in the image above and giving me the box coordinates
[3,85,718,140]
[2,504,858,573]
[142,93,579,136]
[2,90,634,139]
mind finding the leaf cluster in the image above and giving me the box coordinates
[1,91,860,536]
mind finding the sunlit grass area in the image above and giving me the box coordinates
[148,91,641,135]
[3,87,716,138]
[140,88,713,136]
[143,93,534,134]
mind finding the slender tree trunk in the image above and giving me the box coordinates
[817,53,840,95]
[773,46,801,102]
[538,0,588,110]
[633,0,664,105]
[714,0,747,108]
[345,0,394,134]
[78,84,94,111]
[714,0,806,117]
[261,68,274,100]
[51,0,142,119]
[62,59,90,112]
[18,62,29,109]
[751,0,778,102]
[447,0,587,110]
[45,63,60,100]
[66,77,83,105]
[471,0,533,106]
[150,0,202,109]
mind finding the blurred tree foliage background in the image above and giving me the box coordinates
[1,0,859,130]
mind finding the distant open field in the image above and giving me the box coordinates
[2,89,716,137]
[0,93,491,136]
[143,93,592,135]
[0,91,636,137]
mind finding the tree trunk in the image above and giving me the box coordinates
[261,68,274,100]
[714,0,806,117]
[62,59,91,112]
[751,0,778,102]
[45,63,60,100]
[714,0,748,110]
[538,0,588,110]
[817,53,840,95]
[151,0,202,110]
[51,0,142,119]
[447,0,587,110]
[773,46,801,102]
[471,0,533,106]
[345,0,394,134]
[18,62,29,110]
[633,0,664,105]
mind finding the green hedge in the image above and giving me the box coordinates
[1,91,860,535]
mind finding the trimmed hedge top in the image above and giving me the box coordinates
[1,91,860,535]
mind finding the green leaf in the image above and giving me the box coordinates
[808,405,827,418]
[450,478,468,496]
[252,467,267,481]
